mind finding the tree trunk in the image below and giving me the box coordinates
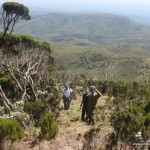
[0,85,13,114]
[9,21,15,37]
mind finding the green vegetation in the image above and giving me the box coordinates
[14,13,150,46]
[0,2,31,54]
[1,2,31,38]
[0,118,24,150]
[111,110,144,145]
[0,33,51,54]
[40,112,59,140]
[0,4,150,149]
[0,77,15,99]
[0,2,61,147]
[24,100,47,121]
[13,13,150,83]
[54,44,150,82]
[93,80,150,149]
[0,77,12,90]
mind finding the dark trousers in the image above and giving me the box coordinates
[81,106,88,121]
[63,97,71,110]
[88,108,95,125]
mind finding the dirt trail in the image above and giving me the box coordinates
[12,95,112,150]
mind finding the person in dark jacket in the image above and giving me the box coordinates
[87,86,102,125]
[80,88,90,121]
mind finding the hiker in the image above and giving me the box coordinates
[87,86,102,125]
[80,88,90,121]
[63,85,73,110]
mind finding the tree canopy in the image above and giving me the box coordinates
[0,2,31,40]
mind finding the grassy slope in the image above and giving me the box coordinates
[14,13,150,82]
[53,44,149,82]
[12,95,112,150]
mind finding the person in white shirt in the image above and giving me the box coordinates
[63,85,73,110]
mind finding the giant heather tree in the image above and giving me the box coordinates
[0,2,31,50]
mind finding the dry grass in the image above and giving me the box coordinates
[11,95,113,150]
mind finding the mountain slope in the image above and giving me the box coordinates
[14,13,150,82]
[15,13,150,46]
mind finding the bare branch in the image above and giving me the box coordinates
[0,85,13,112]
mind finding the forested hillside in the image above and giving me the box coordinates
[15,13,150,46]
[14,13,150,83]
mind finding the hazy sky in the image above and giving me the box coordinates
[0,0,150,17]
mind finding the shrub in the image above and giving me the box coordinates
[144,102,150,113]
[0,77,14,98]
[110,110,144,146]
[11,111,30,128]
[24,100,47,120]
[142,113,150,140]
[0,77,12,90]
[0,118,24,149]
[40,112,59,140]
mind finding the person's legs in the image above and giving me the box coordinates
[63,98,67,110]
[85,107,89,121]
[87,109,92,124]
[81,107,86,121]
[91,109,95,125]
[66,98,71,110]
[88,109,95,125]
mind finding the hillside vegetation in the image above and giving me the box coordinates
[10,81,150,150]
[15,13,150,46]
[0,4,150,150]
[14,13,150,82]
[54,44,150,82]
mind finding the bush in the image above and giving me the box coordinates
[0,118,24,149]
[142,113,150,139]
[0,77,14,98]
[144,102,150,113]
[110,110,144,145]
[24,99,47,120]
[11,111,30,128]
[40,112,59,140]
[0,77,12,90]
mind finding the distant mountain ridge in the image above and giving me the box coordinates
[14,13,150,46]
[12,13,150,82]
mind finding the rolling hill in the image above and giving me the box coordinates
[14,13,150,82]
[14,13,150,46]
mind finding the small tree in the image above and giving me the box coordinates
[0,2,31,52]
[0,2,31,38]
[40,112,59,140]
